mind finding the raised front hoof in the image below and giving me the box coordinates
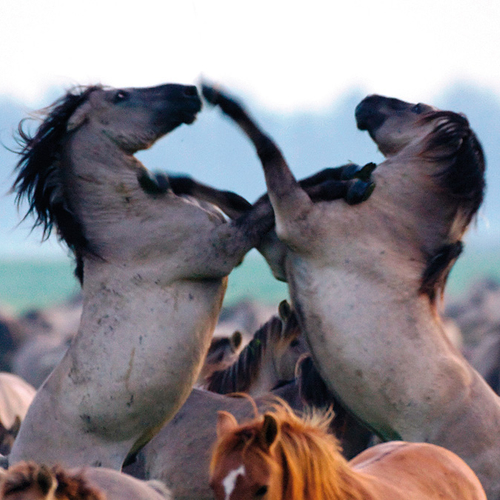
[201,84,221,105]
[201,84,246,120]
[137,170,170,195]
[341,162,378,181]
[345,179,375,205]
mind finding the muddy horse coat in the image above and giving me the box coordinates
[9,83,280,469]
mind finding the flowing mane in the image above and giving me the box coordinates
[12,85,103,282]
[210,402,364,500]
[210,401,486,500]
[418,111,485,302]
[206,317,283,393]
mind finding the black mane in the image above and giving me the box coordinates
[12,85,102,283]
[419,111,486,303]
[206,317,281,394]
[422,110,486,227]
[205,314,299,394]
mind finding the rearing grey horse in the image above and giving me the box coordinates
[9,83,371,470]
[9,83,277,469]
[203,85,500,499]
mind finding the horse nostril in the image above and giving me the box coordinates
[183,86,198,97]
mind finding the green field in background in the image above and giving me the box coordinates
[0,245,499,314]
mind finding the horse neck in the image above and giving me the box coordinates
[63,129,142,221]
[372,156,463,250]
[273,432,371,500]
[246,353,280,397]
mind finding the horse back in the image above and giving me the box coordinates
[350,441,486,499]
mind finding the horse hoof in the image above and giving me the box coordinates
[341,162,378,182]
[345,179,376,205]
[201,84,220,105]
[137,171,170,195]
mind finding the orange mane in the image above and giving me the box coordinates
[211,401,365,500]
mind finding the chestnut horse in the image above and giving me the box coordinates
[124,358,372,500]
[204,86,500,498]
[210,403,486,500]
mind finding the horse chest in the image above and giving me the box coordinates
[287,256,440,421]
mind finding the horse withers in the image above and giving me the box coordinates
[203,86,500,498]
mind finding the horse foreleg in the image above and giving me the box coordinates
[168,176,252,219]
[202,85,313,225]
[299,162,377,186]
[137,170,252,220]
[202,85,378,247]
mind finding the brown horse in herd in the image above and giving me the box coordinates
[210,402,486,500]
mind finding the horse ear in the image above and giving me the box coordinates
[278,300,291,322]
[216,411,238,438]
[67,100,93,131]
[261,413,279,449]
[231,331,243,352]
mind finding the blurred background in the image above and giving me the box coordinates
[1,0,500,313]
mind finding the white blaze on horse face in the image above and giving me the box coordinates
[222,464,246,500]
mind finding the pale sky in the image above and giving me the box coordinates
[1,0,500,111]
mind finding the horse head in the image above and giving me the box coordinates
[196,331,244,386]
[205,301,307,396]
[209,410,279,500]
[66,84,201,152]
[356,94,486,302]
[272,300,307,387]
[209,403,345,500]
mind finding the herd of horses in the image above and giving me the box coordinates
[0,80,496,499]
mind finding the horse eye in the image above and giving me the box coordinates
[411,103,423,114]
[255,485,268,497]
[290,339,300,348]
[113,90,129,103]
